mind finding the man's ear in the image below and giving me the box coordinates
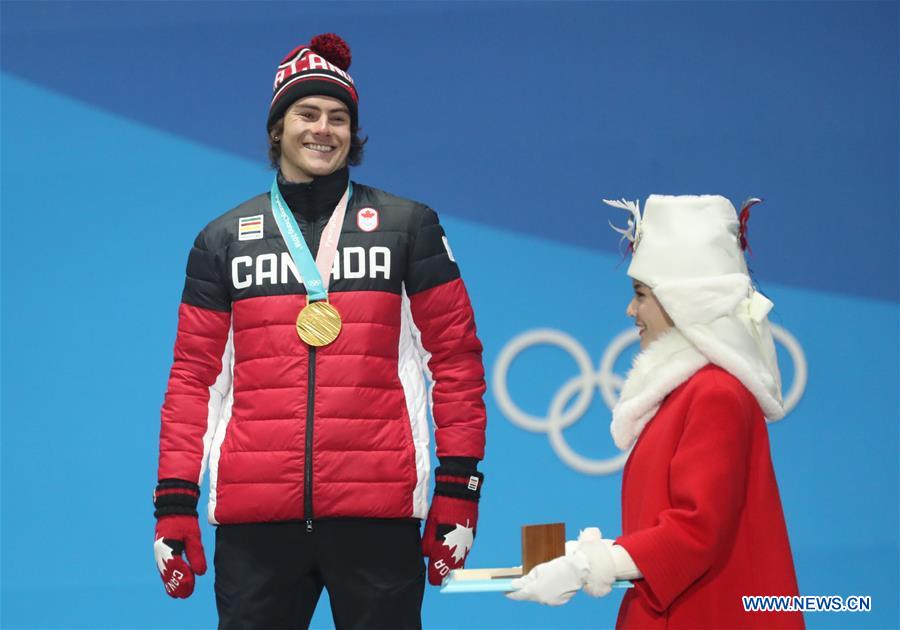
[270,118,284,143]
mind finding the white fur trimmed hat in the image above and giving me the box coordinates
[605,194,785,421]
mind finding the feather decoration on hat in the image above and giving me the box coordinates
[738,197,762,253]
[603,198,643,254]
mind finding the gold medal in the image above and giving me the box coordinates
[296,300,342,347]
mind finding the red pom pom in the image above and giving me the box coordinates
[310,33,352,70]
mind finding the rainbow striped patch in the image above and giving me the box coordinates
[238,214,264,241]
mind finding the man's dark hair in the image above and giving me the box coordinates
[267,117,367,170]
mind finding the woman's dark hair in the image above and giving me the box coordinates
[267,117,367,170]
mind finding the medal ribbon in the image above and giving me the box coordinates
[269,178,352,302]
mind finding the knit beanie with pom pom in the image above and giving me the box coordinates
[267,33,358,131]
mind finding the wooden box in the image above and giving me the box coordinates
[521,522,566,573]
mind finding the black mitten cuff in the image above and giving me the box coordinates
[434,460,484,502]
[153,479,200,518]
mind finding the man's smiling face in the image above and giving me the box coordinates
[278,95,351,182]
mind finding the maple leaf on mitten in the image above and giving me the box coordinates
[154,535,196,598]
[442,520,475,562]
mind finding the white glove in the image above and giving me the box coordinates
[506,527,616,605]
[506,550,590,606]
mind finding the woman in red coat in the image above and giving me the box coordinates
[509,195,804,629]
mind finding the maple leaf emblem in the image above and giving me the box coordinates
[361,210,375,218]
[441,520,474,563]
[154,537,175,574]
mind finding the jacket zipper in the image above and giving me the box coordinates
[303,212,325,534]
[305,345,316,532]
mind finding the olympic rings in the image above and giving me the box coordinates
[493,325,807,475]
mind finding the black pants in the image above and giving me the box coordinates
[214,519,425,630]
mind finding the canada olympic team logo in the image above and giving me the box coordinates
[357,207,379,232]
[492,326,808,475]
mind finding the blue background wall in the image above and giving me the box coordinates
[1,2,897,628]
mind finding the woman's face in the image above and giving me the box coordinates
[626,280,674,349]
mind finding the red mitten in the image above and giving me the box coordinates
[153,480,206,598]
[422,462,483,586]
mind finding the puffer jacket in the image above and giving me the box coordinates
[157,174,486,525]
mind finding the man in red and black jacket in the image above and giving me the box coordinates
[152,33,486,629]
